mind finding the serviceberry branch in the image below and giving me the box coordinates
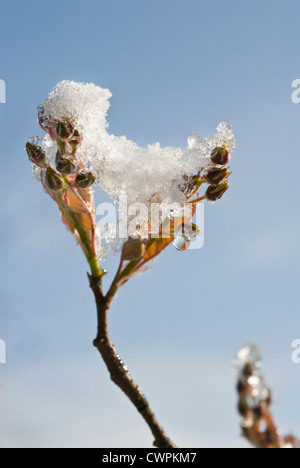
[26,80,235,447]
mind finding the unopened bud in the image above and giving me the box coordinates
[56,151,76,174]
[205,182,229,201]
[75,171,96,188]
[211,146,230,165]
[203,167,230,186]
[45,167,63,191]
[123,238,145,261]
[56,120,74,140]
[26,142,47,168]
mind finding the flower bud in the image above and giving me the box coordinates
[45,167,63,191]
[123,238,145,261]
[75,171,96,188]
[56,158,76,174]
[205,182,229,201]
[56,120,74,140]
[211,146,230,165]
[26,142,47,168]
[203,167,230,186]
[56,151,76,174]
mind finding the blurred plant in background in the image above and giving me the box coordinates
[234,345,299,448]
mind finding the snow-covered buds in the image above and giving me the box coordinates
[183,146,231,205]
[55,122,83,157]
[27,80,236,267]
[26,112,101,276]
[38,107,83,157]
[56,120,75,140]
[234,345,299,449]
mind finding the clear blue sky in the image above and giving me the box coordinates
[0,0,299,448]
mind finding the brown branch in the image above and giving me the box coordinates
[89,274,176,448]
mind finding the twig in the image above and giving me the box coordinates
[105,254,124,305]
[89,273,176,448]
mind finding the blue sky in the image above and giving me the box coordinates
[0,0,299,448]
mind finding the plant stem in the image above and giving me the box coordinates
[89,273,176,448]
[88,255,103,278]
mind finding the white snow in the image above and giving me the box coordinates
[38,81,235,208]
[36,80,236,259]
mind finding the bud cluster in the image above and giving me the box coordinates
[26,117,95,193]
[26,81,236,262]
[203,145,231,201]
[25,115,100,272]
[179,145,231,204]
